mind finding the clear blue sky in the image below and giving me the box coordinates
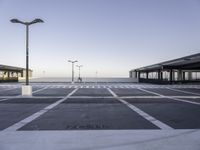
[0,0,200,77]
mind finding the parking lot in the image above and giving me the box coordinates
[0,83,200,150]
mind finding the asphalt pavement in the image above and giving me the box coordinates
[0,83,200,150]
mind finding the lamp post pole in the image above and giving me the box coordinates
[26,24,29,85]
[68,60,78,83]
[11,18,44,95]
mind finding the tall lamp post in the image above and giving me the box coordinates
[76,65,83,82]
[11,18,44,96]
[68,60,78,83]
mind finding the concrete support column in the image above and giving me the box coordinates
[3,72,6,78]
[129,71,132,78]
[158,70,163,80]
[169,69,173,83]
[130,71,138,79]
[188,71,192,80]
[177,70,182,81]
[146,72,149,79]
[173,70,175,81]
[134,71,137,78]
[182,72,185,81]
[138,71,141,79]
[21,71,24,78]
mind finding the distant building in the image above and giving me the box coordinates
[130,53,200,84]
[0,64,32,82]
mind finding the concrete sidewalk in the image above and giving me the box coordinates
[0,130,199,150]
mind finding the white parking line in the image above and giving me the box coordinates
[3,88,79,132]
[0,86,50,102]
[107,88,173,130]
[0,87,19,92]
[138,88,200,105]
[137,88,164,97]
[167,87,200,96]
[32,86,49,94]
[0,95,199,99]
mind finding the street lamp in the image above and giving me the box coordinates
[76,65,83,82]
[68,60,78,83]
[11,18,44,95]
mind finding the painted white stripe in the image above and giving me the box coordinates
[120,96,163,99]
[15,96,65,99]
[49,86,54,88]
[32,86,49,94]
[0,87,19,92]
[3,88,78,131]
[167,87,200,96]
[130,85,135,88]
[137,88,164,97]
[126,85,132,88]
[166,97,200,105]
[138,88,200,106]
[0,98,10,102]
[0,86,49,102]
[172,96,200,99]
[70,96,114,99]
[0,95,199,100]
[0,87,20,102]
[107,88,173,130]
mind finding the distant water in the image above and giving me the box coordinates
[19,77,138,83]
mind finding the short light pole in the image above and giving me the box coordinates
[11,18,44,96]
[68,60,78,83]
[76,65,83,82]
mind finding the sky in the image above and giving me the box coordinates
[0,0,200,78]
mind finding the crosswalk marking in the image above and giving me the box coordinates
[0,84,200,89]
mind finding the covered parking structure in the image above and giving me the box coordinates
[130,53,200,84]
[0,65,32,82]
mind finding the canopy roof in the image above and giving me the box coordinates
[133,53,200,72]
[0,64,32,72]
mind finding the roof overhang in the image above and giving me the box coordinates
[133,53,200,72]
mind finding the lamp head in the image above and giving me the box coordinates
[10,19,24,24]
[31,18,44,24]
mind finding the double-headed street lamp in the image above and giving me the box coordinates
[11,18,44,86]
[68,60,78,83]
[76,65,83,82]
[11,18,44,95]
